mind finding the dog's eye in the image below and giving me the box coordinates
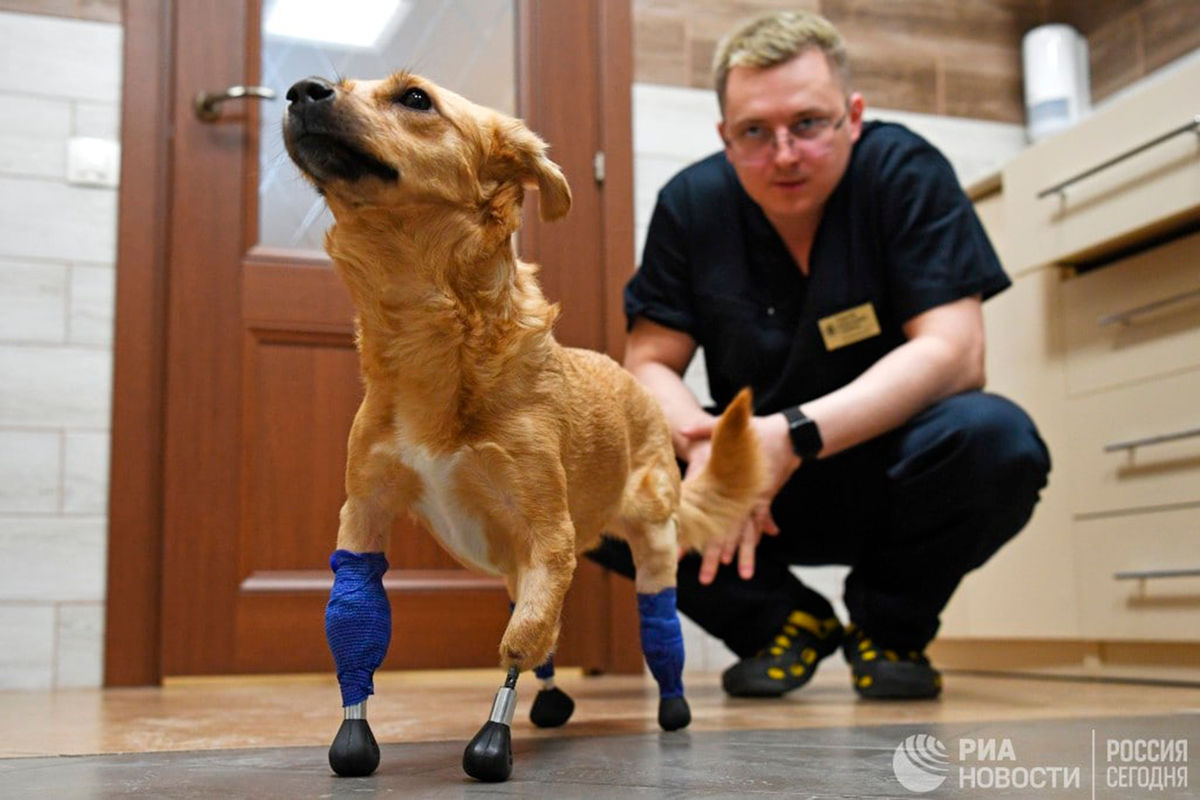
[396,87,432,111]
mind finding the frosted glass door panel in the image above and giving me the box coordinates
[258,0,515,251]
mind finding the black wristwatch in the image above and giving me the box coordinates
[781,405,823,461]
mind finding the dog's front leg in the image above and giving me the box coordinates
[501,536,575,674]
[463,521,575,783]
[325,491,395,778]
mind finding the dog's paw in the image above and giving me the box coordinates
[499,624,555,673]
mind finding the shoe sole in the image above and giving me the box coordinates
[723,639,843,698]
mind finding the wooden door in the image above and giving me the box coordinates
[105,0,639,683]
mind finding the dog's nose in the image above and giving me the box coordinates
[286,77,335,107]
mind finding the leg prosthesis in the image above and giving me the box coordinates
[638,587,684,699]
[325,549,391,707]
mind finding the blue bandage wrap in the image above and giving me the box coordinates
[325,550,391,707]
[534,654,556,680]
[637,588,685,699]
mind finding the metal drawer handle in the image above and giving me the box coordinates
[1104,426,1200,452]
[1115,568,1200,581]
[1037,114,1200,199]
[194,85,277,122]
[1098,286,1200,327]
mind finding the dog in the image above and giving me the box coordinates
[283,72,763,781]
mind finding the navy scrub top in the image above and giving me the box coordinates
[625,121,1011,415]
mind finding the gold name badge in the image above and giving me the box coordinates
[818,303,882,351]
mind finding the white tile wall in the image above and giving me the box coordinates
[0,605,56,689]
[0,259,69,343]
[0,10,121,690]
[632,82,1026,670]
[55,602,105,687]
[67,265,116,346]
[0,518,106,602]
[0,178,118,263]
[0,95,71,179]
[0,431,60,513]
[62,432,110,515]
[0,12,121,102]
[0,346,113,428]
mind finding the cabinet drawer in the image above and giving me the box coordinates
[1074,506,1200,642]
[1066,367,1200,515]
[1003,59,1200,273]
[1063,231,1200,396]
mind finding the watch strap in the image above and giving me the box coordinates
[781,405,823,461]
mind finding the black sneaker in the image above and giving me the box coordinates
[843,625,943,699]
[721,611,844,697]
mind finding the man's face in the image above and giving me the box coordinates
[718,49,863,226]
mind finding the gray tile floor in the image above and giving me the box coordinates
[0,715,1194,799]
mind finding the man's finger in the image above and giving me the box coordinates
[750,502,781,537]
[698,541,722,585]
[719,533,737,565]
[680,419,717,439]
[737,525,758,579]
[722,518,751,565]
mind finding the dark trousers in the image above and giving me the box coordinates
[586,392,1051,657]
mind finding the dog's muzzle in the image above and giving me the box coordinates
[284,77,399,184]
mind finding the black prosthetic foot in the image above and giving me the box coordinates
[658,695,691,731]
[463,720,512,782]
[529,687,575,728]
[328,718,380,777]
[463,666,519,782]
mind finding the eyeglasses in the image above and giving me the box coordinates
[727,109,849,162]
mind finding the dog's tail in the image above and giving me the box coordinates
[675,388,765,553]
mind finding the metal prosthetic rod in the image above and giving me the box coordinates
[462,666,518,782]
[328,700,380,777]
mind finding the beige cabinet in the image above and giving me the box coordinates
[941,188,1077,639]
[1074,506,1200,642]
[1066,366,1200,517]
[1003,59,1200,275]
[942,60,1200,650]
[1062,231,1200,396]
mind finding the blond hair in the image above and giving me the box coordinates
[712,11,849,113]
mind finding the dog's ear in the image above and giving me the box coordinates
[488,118,572,222]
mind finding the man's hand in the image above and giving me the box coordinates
[680,412,801,585]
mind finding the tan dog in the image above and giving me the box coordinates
[283,72,762,780]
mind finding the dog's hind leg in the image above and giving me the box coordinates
[625,515,692,731]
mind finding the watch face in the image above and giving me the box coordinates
[785,408,822,459]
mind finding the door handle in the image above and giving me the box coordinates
[194,85,277,121]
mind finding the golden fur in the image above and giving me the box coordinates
[284,72,763,672]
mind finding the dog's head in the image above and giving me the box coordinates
[283,72,571,229]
